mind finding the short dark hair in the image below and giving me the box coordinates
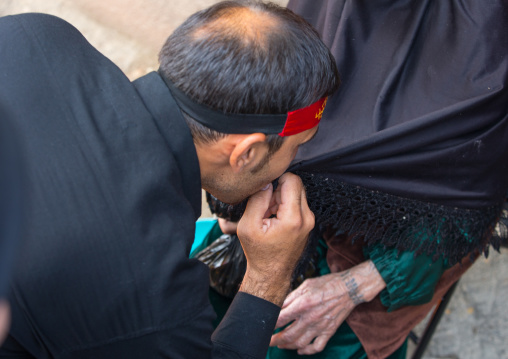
[159,0,340,153]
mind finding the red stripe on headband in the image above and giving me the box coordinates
[279,97,328,137]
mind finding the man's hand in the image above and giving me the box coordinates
[237,173,315,306]
[270,260,386,355]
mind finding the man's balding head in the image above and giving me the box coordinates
[159,0,339,146]
[190,5,279,46]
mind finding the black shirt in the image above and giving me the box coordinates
[0,13,279,358]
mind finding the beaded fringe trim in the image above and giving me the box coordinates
[297,171,505,265]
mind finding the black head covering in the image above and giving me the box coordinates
[285,0,508,263]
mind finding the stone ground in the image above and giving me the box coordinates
[0,0,287,79]
[408,247,507,359]
[1,1,506,358]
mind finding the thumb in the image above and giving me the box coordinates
[240,183,273,229]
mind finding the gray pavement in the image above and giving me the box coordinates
[408,247,508,359]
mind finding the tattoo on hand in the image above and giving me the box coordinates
[340,270,364,305]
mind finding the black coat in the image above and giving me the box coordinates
[0,13,278,359]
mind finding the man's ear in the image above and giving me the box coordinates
[229,133,267,173]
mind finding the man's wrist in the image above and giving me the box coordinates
[239,268,292,306]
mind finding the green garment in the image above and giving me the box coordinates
[192,219,450,358]
[364,243,450,312]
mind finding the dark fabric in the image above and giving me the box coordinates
[0,13,279,359]
[195,233,247,298]
[213,293,280,359]
[269,1,507,357]
[0,114,23,299]
[286,0,508,263]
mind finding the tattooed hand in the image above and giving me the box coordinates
[269,260,386,355]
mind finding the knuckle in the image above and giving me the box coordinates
[308,312,323,323]
[286,173,303,189]
[305,209,316,222]
[295,339,309,349]
[282,333,296,343]
[277,315,288,324]
[299,280,312,292]
[306,214,315,230]
[315,341,326,352]
[286,216,304,230]
[236,226,248,239]
[290,173,302,183]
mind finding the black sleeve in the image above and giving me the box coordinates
[58,293,280,359]
[212,292,281,359]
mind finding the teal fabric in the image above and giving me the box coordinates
[191,218,222,257]
[364,243,450,312]
[316,239,331,276]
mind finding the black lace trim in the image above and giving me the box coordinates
[296,171,506,265]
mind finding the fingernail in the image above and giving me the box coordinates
[262,183,271,190]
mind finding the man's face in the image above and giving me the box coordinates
[206,127,318,204]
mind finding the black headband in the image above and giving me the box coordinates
[158,70,287,134]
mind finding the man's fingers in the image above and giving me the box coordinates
[264,191,279,218]
[273,173,304,221]
[238,183,273,230]
[299,186,314,228]
[278,173,303,205]
[299,186,309,213]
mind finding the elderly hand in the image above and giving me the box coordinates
[270,260,386,355]
[217,218,238,235]
[0,300,10,344]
